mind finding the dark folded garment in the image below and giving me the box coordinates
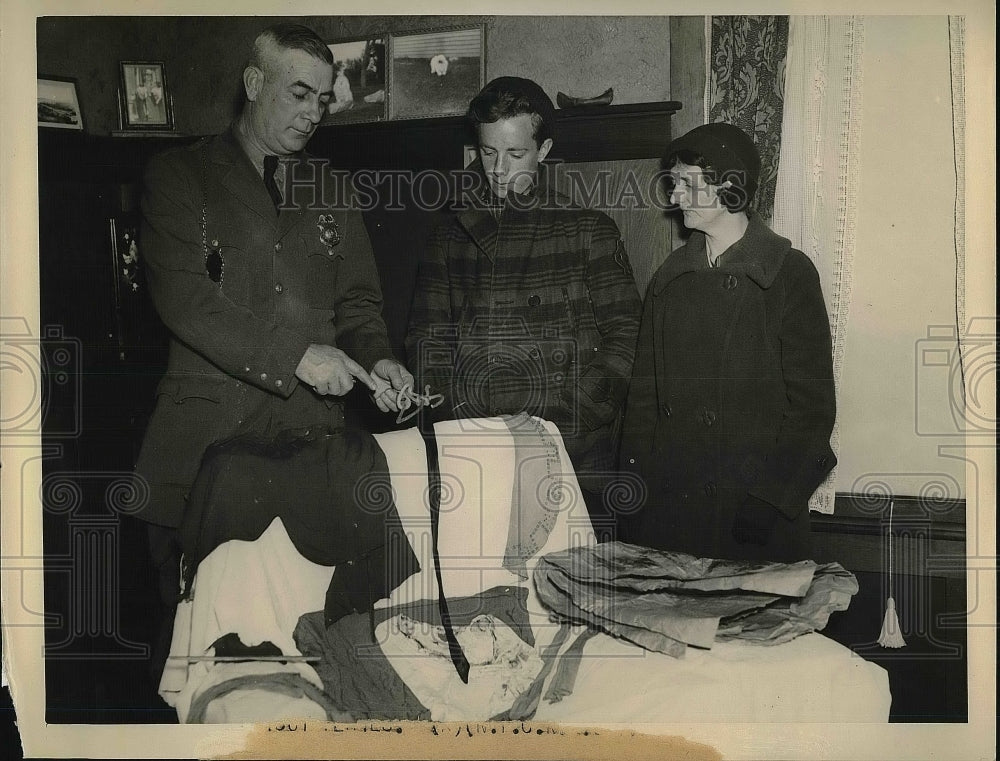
[180,428,420,624]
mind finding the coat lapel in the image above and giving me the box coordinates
[211,132,280,226]
[456,206,499,261]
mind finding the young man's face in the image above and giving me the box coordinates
[668,160,732,232]
[477,114,553,199]
[247,48,334,156]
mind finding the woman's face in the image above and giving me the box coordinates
[668,161,731,232]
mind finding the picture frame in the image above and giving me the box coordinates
[322,36,387,125]
[118,61,173,131]
[389,25,485,120]
[37,76,83,130]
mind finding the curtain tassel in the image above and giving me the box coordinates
[878,499,906,648]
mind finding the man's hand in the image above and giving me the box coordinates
[295,344,376,396]
[370,358,416,413]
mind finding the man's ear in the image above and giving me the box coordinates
[243,65,263,101]
[537,137,554,163]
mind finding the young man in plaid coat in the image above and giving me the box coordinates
[405,77,642,538]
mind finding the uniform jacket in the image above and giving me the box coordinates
[135,130,392,527]
[619,214,836,562]
[405,184,642,488]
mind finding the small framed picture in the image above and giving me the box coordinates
[389,25,485,120]
[37,77,83,130]
[323,36,387,125]
[118,61,173,130]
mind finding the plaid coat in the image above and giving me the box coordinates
[405,185,642,491]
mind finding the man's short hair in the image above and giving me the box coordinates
[250,23,334,72]
[467,76,556,146]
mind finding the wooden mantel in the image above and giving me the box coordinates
[38,100,683,180]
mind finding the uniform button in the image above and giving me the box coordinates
[724,275,739,290]
[628,458,636,465]
[260,372,268,381]
[275,379,283,388]
[661,403,672,416]
[703,409,717,426]
[527,294,541,307]
[554,373,564,382]
[211,238,219,248]
[704,482,717,497]
[244,366,251,373]
[274,241,282,253]
[274,283,283,293]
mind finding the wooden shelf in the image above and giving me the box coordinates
[308,100,683,170]
[39,101,682,177]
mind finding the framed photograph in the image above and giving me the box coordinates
[37,76,83,130]
[118,61,173,130]
[323,36,387,125]
[389,25,485,120]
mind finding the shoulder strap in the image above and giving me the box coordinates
[418,419,471,683]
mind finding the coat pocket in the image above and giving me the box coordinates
[154,374,228,404]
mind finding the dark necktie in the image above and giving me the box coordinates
[263,155,282,213]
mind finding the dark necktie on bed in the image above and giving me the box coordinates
[418,419,471,683]
[263,154,282,212]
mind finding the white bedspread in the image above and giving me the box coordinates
[160,418,891,724]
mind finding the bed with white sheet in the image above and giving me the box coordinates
[159,417,891,724]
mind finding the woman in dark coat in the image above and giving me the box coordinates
[619,123,837,563]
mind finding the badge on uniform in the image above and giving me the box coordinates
[317,214,341,255]
[613,239,633,276]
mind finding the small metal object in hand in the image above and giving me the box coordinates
[372,378,444,424]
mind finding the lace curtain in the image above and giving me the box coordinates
[706,16,789,221]
[771,17,866,513]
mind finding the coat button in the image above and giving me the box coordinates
[628,458,636,465]
[274,241,282,253]
[275,379,283,388]
[244,366,251,373]
[554,373,564,382]
[527,294,541,307]
[703,409,717,426]
[724,275,739,290]
[704,482,717,497]
[260,372,268,381]
[274,283,283,293]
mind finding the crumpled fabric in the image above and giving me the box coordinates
[380,613,543,721]
[533,541,858,658]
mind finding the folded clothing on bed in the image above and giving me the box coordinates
[180,428,420,622]
[533,541,858,658]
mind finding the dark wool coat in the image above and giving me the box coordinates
[135,130,392,528]
[405,185,642,495]
[619,214,836,562]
